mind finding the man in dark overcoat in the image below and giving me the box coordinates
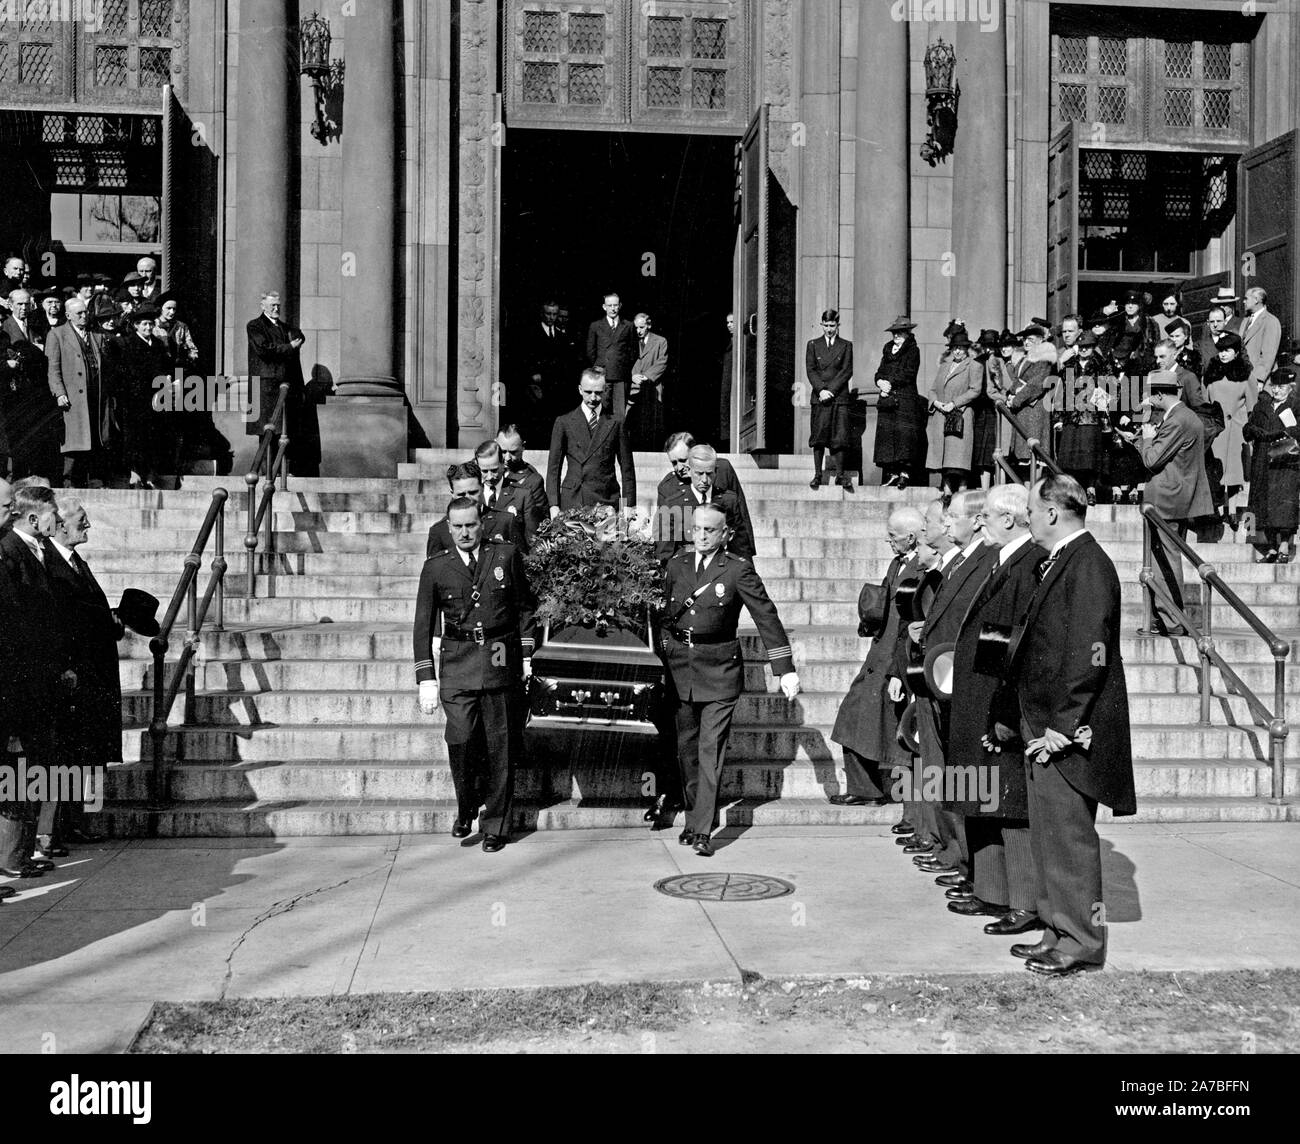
[585,293,638,417]
[246,291,319,476]
[653,443,753,561]
[1006,474,1136,975]
[806,310,855,492]
[546,369,636,513]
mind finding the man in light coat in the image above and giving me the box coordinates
[1240,286,1282,409]
[46,296,110,487]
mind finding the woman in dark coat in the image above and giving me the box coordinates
[871,315,925,488]
[107,306,173,488]
[1244,369,1300,563]
[806,309,855,491]
[1204,330,1252,503]
[970,329,1001,485]
[1054,330,1111,504]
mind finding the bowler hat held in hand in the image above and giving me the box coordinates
[117,589,161,637]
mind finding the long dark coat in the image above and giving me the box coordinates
[107,330,173,477]
[947,539,1046,819]
[1005,343,1057,462]
[831,553,918,763]
[806,336,854,449]
[1006,532,1136,815]
[1244,388,1300,533]
[1055,353,1109,476]
[871,336,926,469]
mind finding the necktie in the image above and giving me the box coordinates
[587,409,598,431]
[547,325,554,338]
[467,550,478,577]
[640,338,646,353]
[947,551,967,578]
[1035,555,1058,584]
[485,485,495,508]
[70,551,92,582]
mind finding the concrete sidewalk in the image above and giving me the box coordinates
[1,822,1298,1053]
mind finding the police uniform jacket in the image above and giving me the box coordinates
[426,507,525,559]
[502,462,551,542]
[412,540,537,692]
[652,483,754,561]
[482,481,533,551]
[659,549,793,703]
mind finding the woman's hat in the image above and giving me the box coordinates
[1164,316,1191,335]
[886,315,917,333]
[1216,331,1243,354]
[1268,368,1296,387]
[976,328,1001,350]
[942,319,967,341]
[90,295,119,321]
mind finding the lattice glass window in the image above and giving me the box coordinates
[139,46,170,86]
[523,11,560,52]
[141,0,174,38]
[647,66,682,108]
[1164,88,1192,127]
[648,17,683,56]
[1203,161,1230,213]
[1202,89,1231,130]
[1101,190,1130,221]
[141,117,158,145]
[1097,38,1127,76]
[42,114,69,142]
[19,42,55,84]
[568,13,604,55]
[95,45,128,86]
[94,151,129,188]
[53,149,86,185]
[1203,43,1231,82]
[0,43,9,85]
[1058,83,1087,122]
[521,60,559,103]
[1057,36,1087,74]
[22,0,56,32]
[568,63,603,103]
[1097,85,1127,123]
[1164,41,1192,79]
[1082,151,1115,180]
[1165,186,1193,220]
[101,0,130,36]
[75,115,106,143]
[1118,152,1146,180]
[691,68,725,109]
[692,19,726,60]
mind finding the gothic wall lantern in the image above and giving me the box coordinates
[300,12,345,144]
[920,38,959,167]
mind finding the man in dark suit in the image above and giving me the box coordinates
[474,440,535,551]
[585,293,638,417]
[659,504,801,856]
[1126,376,1213,635]
[546,369,636,515]
[657,432,752,528]
[1151,338,1206,411]
[3,288,62,481]
[829,505,925,805]
[42,495,121,846]
[414,497,537,852]
[947,483,1045,935]
[1006,474,1136,975]
[806,311,855,491]
[1196,303,1232,372]
[496,424,551,540]
[426,461,525,558]
[519,300,575,441]
[653,443,754,561]
[0,486,71,878]
[246,291,317,477]
[908,490,999,885]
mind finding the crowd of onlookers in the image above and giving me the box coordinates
[1,253,211,490]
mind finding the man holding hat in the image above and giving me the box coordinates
[1123,372,1213,635]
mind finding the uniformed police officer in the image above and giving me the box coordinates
[659,503,801,856]
[414,496,537,852]
[426,461,526,558]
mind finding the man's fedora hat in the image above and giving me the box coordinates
[886,315,917,333]
[1210,286,1240,304]
[1148,375,1181,396]
[117,589,161,637]
[923,642,956,701]
[857,582,888,639]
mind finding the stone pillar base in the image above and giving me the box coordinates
[318,394,408,478]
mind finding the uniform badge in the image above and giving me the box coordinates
[494,565,505,582]
[714,583,726,598]
[507,505,518,515]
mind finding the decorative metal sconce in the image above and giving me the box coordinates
[300,12,345,144]
[920,38,959,167]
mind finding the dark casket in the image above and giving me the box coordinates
[528,617,665,734]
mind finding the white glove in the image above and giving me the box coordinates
[418,680,439,714]
[549,506,561,520]
[779,672,801,701]
[887,677,904,703]
[522,657,532,681]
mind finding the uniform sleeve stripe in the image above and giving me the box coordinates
[414,659,433,671]
[766,646,792,659]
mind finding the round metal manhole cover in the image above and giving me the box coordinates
[654,873,796,902]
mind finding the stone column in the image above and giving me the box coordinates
[952,15,1008,332]
[233,0,296,374]
[337,2,398,393]
[852,10,910,347]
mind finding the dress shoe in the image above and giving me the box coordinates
[895,472,910,491]
[984,910,1045,936]
[481,834,507,853]
[901,839,934,855]
[891,821,915,836]
[450,819,473,839]
[1010,937,1055,961]
[692,834,715,857]
[944,885,975,901]
[0,885,16,900]
[0,864,44,879]
[1025,948,1104,977]
[34,842,69,859]
[643,794,681,822]
[809,474,823,490]
[947,898,1008,918]
[935,873,967,888]
[678,828,694,846]
[836,475,856,494]
[24,858,55,872]
[828,793,872,806]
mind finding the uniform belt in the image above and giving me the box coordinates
[442,622,516,645]
[667,627,732,647]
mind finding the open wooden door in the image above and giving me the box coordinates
[1181,271,1231,331]
[1238,130,1298,345]
[733,104,794,454]
[1046,124,1078,327]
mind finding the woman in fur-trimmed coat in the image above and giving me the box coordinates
[1005,334,1058,468]
[925,334,983,492]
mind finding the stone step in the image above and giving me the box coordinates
[102,754,1297,804]
[116,721,1279,764]
[94,793,1300,838]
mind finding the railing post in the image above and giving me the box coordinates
[244,469,259,600]
[1198,573,1213,726]
[214,506,225,632]
[1271,650,1288,804]
[1140,512,1154,635]
[148,633,168,812]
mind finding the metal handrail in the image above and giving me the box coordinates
[148,489,229,810]
[992,396,1062,488]
[1139,504,1289,803]
[244,383,291,599]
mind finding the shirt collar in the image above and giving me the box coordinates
[458,545,480,567]
[998,532,1033,566]
[696,550,718,571]
[16,529,43,561]
[961,537,986,561]
[939,545,961,570]
[50,538,77,564]
[1050,529,1088,560]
